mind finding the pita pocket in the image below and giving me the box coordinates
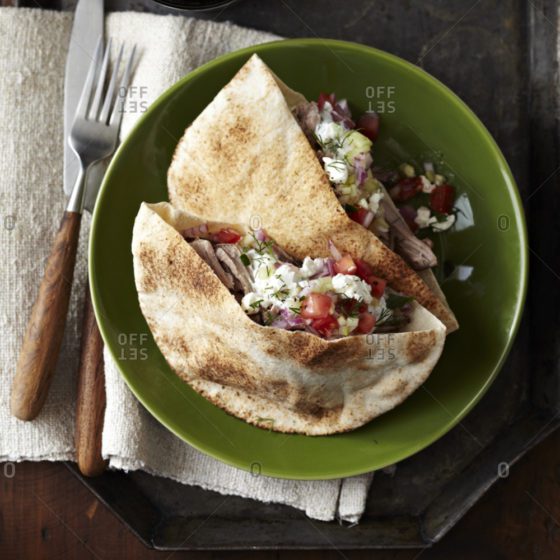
[132,202,446,435]
[168,54,458,332]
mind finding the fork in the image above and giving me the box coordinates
[11,39,135,421]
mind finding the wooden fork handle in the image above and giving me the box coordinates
[11,211,81,421]
[75,283,108,477]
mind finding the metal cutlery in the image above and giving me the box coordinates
[11,38,135,422]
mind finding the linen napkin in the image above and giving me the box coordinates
[0,7,373,523]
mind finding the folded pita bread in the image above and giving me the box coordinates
[168,54,458,332]
[132,202,446,435]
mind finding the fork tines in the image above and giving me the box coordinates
[75,36,136,128]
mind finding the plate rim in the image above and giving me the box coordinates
[90,38,528,480]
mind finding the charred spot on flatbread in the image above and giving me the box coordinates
[406,331,437,363]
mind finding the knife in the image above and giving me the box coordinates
[65,0,109,477]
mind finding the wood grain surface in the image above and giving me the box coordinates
[0,430,558,558]
[75,283,108,477]
[10,211,82,421]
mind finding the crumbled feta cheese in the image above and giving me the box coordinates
[368,191,384,215]
[414,206,456,232]
[415,206,433,229]
[241,292,262,314]
[358,197,369,209]
[245,249,276,281]
[315,121,344,145]
[368,296,388,320]
[309,276,333,293]
[332,274,373,304]
[420,175,435,194]
[300,257,325,278]
[431,213,456,232]
[322,157,349,183]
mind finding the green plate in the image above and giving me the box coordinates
[90,39,527,480]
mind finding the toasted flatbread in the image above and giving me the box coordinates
[167,54,458,332]
[132,202,446,435]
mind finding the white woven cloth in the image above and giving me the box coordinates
[0,7,373,522]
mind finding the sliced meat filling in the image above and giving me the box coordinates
[293,100,320,141]
[272,243,296,264]
[189,239,235,291]
[380,199,437,270]
[215,244,254,294]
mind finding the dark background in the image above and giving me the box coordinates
[1,0,560,558]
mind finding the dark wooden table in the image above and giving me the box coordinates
[2,0,560,556]
[1,430,559,558]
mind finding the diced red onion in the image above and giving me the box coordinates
[181,223,210,238]
[353,153,372,186]
[401,303,413,315]
[423,161,434,174]
[372,167,399,185]
[304,324,320,337]
[271,316,290,329]
[362,210,374,228]
[312,258,333,278]
[271,309,305,330]
[280,308,305,327]
[336,99,350,115]
[254,229,266,242]
[399,205,417,224]
[328,240,342,261]
[356,167,367,185]
[326,258,336,276]
[330,99,355,129]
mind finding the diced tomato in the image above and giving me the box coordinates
[354,259,373,282]
[354,259,386,297]
[366,275,387,299]
[334,254,357,275]
[312,315,339,337]
[356,312,376,334]
[215,228,241,244]
[318,92,337,110]
[430,184,455,214]
[356,112,380,142]
[347,207,369,226]
[399,205,419,233]
[301,293,333,319]
[389,177,423,202]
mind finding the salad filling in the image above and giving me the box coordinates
[182,226,413,339]
[293,93,457,271]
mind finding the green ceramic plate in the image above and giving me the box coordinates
[90,39,527,480]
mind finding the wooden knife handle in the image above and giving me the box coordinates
[11,211,82,421]
[75,283,107,477]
